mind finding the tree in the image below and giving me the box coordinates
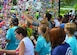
[74,4,77,10]
[62,0,73,5]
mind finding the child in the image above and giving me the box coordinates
[64,22,77,55]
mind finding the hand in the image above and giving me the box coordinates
[23,12,32,19]
[0,50,4,54]
[30,36,35,40]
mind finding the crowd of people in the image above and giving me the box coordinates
[0,11,77,55]
[0,0,77,55]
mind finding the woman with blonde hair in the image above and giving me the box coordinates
[30,19,51,55]
[35,23,51,55]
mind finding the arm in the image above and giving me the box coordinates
[23,13,33,24]
[23,13,39,25]
[30,36,37,45]
[0,41,25,55]
[5,40,10,42]
[19,41,25,55]
[35,52,39,55]
[0,44,20,55]
[33,39,37,45]
[0,50,16,55]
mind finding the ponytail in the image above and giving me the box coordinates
[43,27,50,42]
[40,24,50,42]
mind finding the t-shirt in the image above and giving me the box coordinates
[6,26,20,50]
[51,42,72,55]
[35,35,51,55]
[22,37,34,55]
[66,36,77,55]
[54,19,60,27]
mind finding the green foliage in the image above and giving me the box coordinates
[74,4,77,10]
[60,9,69,16]
[60,0,77,15]
[62,0,73,5]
